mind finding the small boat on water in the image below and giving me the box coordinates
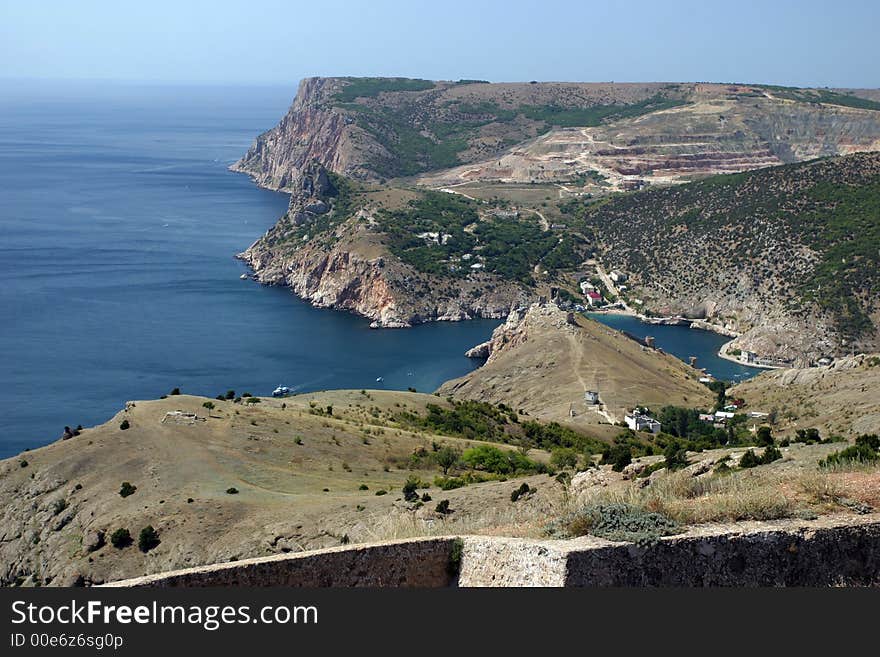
[375,377,384,383]
[272,385,291,397]
[239,273,248,280]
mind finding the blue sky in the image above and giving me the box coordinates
[2,0,878,87]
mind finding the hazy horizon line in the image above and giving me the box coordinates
[1,75,878,90]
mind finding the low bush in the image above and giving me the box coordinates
[546,502,679,545]
[435,499,451,515]
[138,525,160,553]
[226,487,239,494]
[402,475,423,502]
[119,420,130,430]
[110,528,132,548]
[510,482,532,502]
[119,482,137,498]
[820,434,880,468]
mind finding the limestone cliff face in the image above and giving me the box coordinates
[241,230,531,327]
[231,77,381,187]
[238,162,532,326]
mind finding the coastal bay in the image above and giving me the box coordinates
[0,82,499,458]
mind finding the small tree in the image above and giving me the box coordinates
[169,387,181,396]
[119,482,137,498]
[138,525,160,553]
[434,446,460,475]
[119,419,130,430]
[756,426,774,447]
[550,447,578,470]
[664,443,689,470]
[225,390,235,400]
[202,401,215,410]
[435,499,450,515]
[402,476,421,502]
[110,528,132,548]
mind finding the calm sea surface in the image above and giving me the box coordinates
[0,81,500,458]
[0,82,760,459]
[588,313,761,383]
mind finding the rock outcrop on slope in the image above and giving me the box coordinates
[440,302,715,425]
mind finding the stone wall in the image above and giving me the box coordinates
[104,538,458,588]
[104,515,880,587]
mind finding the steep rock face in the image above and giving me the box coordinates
[241,233,531,327]
[231,78,380,188]
[239,166,532,327]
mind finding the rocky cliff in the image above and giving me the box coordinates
[231,78,880,346]
[238,162,531,326]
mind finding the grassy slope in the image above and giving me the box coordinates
[440,308,715,427]
[0,391,577,586]
[731,355,880,437]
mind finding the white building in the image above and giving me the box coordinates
[584,391,600,404]
[610,271,628,283]
[625,411,661,434]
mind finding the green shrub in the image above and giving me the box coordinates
[602,444,633,472]
[226,487,239,494]
[663,444,690,470]
[435,499,451,515]
[137,525,160,553]
[402,475,422,502]
[546,503,679,545]
[461,444,538,474]
[510,482,532,502]
[202,401,215,410]
[762,444,783,464]
[110,528,132,549]
[119,420,130,431]
[245,397,260,405]
[19,460,28,468]
[550,447,578,470]
[169,388,180,396]
[225,390,235,400]
[756,426,774,446]
[119,482,137,498]
[421,492,432,502]
[739,449,761,468]
[358,484,369,491]
[375,489,388,496]
[820,434,880,467]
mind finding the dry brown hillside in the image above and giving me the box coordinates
[0,391,574,587]
[732,354,880,437]
[439,303,714,426]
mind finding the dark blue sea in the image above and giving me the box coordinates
[0,81,500,458]
[0,81,760,459]
[587,313,761,383]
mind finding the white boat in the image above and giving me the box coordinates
[375,377,384,383]
[239,274,248,280]
[272,385,291,397]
